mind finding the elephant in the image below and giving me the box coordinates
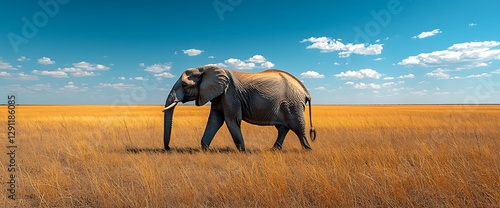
[162,65,316,152]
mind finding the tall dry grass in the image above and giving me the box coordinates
[0,105,499,207]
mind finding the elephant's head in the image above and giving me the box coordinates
[162,66,229,150]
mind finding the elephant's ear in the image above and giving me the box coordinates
[197,66,229,106]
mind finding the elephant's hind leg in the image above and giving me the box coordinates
[289,116,312,150]
[291,127,312,150]
[272,124,290,150]
[286,105,312,150]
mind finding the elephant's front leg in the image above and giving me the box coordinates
[225,116,245,152]
[201,109,224,150]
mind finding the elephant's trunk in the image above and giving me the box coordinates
[163,82,183,150]
[163,108,174,151]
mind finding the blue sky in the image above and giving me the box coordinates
[1,0,500,104]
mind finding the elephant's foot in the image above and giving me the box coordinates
[271,144,283,151]
[235,144,246,152]
[201,144,210,152]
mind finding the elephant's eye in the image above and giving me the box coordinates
[182,83,188,88]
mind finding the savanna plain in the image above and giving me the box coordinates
[1,105,499,207]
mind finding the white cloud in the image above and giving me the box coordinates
[246,55,275,69]
[383,77,395,80]
[380,81,406,89]
[459,73,491,79]
[56,67,96,77]
[434,92,450,95]
[398,41,500,69]
[301,36,383,58]
[14,73,38,80]
[205,63,228,68]
[339,44,383,58]
[492,69,500,74]
[353,82,381,90]
[72,71,95,77]
[425,68,451,79]
[73,61,110,70]
[224,58,256,70]
[145,64,172,73]
[17,56,30,62]
[381,82,396,88]
[345,81,355,85]
[58,67,80,73]
[410,90,428,96]
[26,83,52,91]
[247,55,267,63]
[117,76,126,80]
[139,63,145,67]
[154,72,175,79]
[96,64,108,70]
[315,86,335,92]
[398,73,415,79]
[333,62,340,65]
[208,56,215,59]
[260,61,275,69]
[468,23,477,27]
[97,83,136,91]
[412,29,442,39]
[301,71,325,78]
[134,77,145,81]
[334,68,382,79]
[63,82,78,90]
[211,55,274,70]
[64,84,87,92]
[38,57,55,65]
[424,68,489,80]
[374,57,384,61]
[0,71,11,77]
[183,49,204,56]
[0,60,17,70]
[32,70,68,78]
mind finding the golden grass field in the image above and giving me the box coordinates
[1,105,499,207]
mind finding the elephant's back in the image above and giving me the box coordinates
[260,69,311,98]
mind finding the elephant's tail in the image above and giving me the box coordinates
[307,97,316,141]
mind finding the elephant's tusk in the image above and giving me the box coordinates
[163,102,179,112]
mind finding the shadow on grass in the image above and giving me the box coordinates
[125,147,306,154]
[125,147,263,154]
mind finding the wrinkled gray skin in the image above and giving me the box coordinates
[163,66,316,152]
